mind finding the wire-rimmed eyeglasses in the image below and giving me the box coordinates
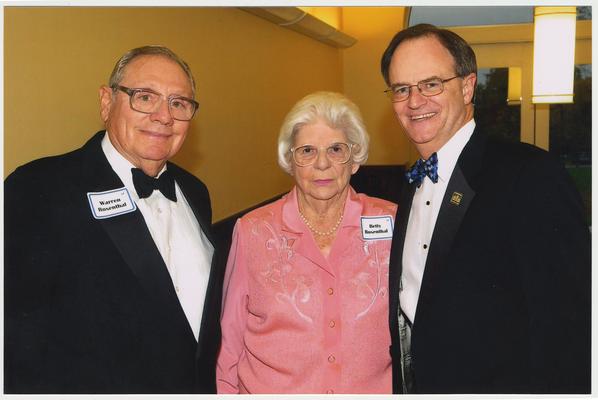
[290,142,354,167]
[384,76,461,103]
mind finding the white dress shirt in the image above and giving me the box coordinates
[400,119,476,324]
[102,133,214,340]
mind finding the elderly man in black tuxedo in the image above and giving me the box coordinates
[5,46,222,393]
[381,24,590,394]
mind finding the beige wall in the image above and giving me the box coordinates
[5,7,591,221]
[342,7,415,166]
[4,7,343,221]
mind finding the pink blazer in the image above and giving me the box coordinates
[217,186,397,394]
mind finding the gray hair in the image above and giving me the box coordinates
[277,91,369,175]
[108,45,196,97]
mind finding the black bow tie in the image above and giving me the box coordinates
[131,168,177,202]
[405,152,439,187]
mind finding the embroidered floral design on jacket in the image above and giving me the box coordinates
[250,217,313,323]
[350,238,390,320]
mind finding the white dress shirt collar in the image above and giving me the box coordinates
[435,118,476,183]
[101,132,167,200]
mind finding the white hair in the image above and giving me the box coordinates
[277,91,369,175]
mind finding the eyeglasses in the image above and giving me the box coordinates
[384,76,461,103]
[290,142,354,167]
[113,85,199,121]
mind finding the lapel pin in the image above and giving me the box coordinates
[450,192,463,206]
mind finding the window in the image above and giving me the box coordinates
[408,6,589,27]
[409,6,533,27]
[577,6,591,20]
[549,64,591,224]
[474,68,520,143]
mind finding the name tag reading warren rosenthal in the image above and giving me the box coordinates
[87,187,136,219]
[361,215,394,240]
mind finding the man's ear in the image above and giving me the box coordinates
[99,85,113,123]
[462,73,477,105]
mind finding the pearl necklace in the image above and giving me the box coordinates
[298,209,344,236]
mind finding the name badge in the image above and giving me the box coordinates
[361,215,394,241]
[87,187,136,219]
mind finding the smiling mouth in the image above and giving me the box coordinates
[411,112,436,121]
[140,129,171,138]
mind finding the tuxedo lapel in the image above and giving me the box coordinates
[77,132,193,337]
[415,129,485,320]
[415,165,475,318]
[98,210,185,311]
[169,163,215,246]
[167,163,221,363]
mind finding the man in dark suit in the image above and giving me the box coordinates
[5,45,222,393]
[381,24,590,394]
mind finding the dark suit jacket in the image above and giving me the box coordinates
[388,129,591,394]
[4,131,224,394]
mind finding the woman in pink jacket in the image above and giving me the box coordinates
[217,92,397,394]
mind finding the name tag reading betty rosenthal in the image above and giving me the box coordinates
[87,187,137,219]
[360,215,394,241]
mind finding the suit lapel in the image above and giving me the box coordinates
[169,163,215,246]
[414,129,485,321]
[414,165,475,318]
[78,132,193,337]
[98,210,184,310]
[168,164,221,361]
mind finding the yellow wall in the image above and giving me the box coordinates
[4,7,591,221]
[4,7,343,221]
[342,7,415,166]
[299,7,342,30]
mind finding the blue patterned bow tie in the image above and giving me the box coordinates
[405,152,439,187]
